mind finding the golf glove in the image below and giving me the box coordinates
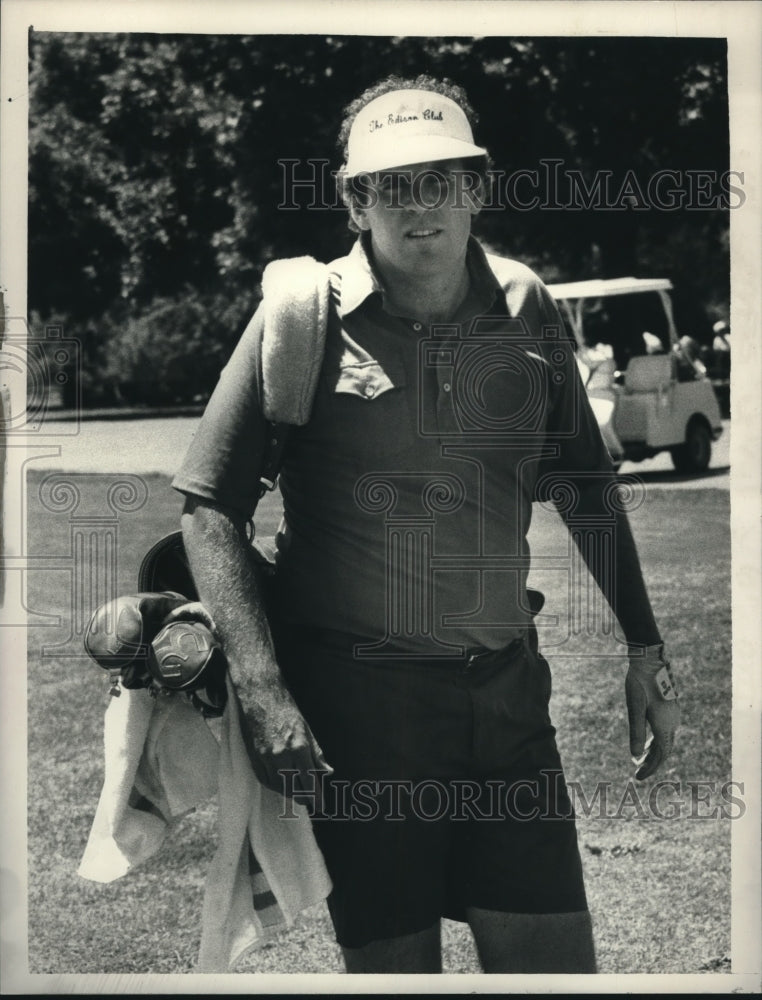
[625,643,679,780]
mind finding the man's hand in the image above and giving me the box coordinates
[237,672,333,806]
[625,644,679,780]
[161,601,333,801]
[180,496,333,807]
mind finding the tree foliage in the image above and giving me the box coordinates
[28,32,730,406]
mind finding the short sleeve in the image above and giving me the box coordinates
[171,305,269,518]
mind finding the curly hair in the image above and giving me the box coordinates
[335,74,490,231]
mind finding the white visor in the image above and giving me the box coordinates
[345,89,487,177]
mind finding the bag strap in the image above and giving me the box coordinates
[139,258,331,595]
[257,420,290,500]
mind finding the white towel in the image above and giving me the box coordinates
[79,682,332,971]
[78,688,219,882]
[196,675,332,972]
[261,256,330,426]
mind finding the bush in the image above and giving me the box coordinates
[99,290,253,406]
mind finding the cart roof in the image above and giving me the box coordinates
[547,277,673,300]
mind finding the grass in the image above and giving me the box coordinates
[25,471,732,975]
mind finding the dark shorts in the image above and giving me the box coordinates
[273,625,588,950]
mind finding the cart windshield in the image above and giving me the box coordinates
[547,280,676,370]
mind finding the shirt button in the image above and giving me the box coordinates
[364,384,376,398]
[443,382,451,392]
[413,322,422,331]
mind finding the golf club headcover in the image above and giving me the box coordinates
[625,643,679,781]
[85,592,189,691]
[85,592,228,716]
[148,618,228,715]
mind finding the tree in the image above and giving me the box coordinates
[28,32,730,406]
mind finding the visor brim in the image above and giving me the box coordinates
[345,136,487,177]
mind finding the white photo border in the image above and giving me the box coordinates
[1,0,760,994]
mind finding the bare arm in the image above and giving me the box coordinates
[181,494,331,797]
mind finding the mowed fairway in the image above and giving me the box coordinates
[24,469,732,975]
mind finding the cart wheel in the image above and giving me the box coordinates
[671,420,711,473]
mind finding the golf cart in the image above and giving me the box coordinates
[546,277,724,473]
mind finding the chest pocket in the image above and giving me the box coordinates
[335,361,397,401]
[319,357,412,465]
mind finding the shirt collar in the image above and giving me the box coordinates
[337,233,501,319]
[337,233,383,317]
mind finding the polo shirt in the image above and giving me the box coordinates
[173,235,657,654]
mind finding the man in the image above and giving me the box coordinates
[173,75,679,974]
